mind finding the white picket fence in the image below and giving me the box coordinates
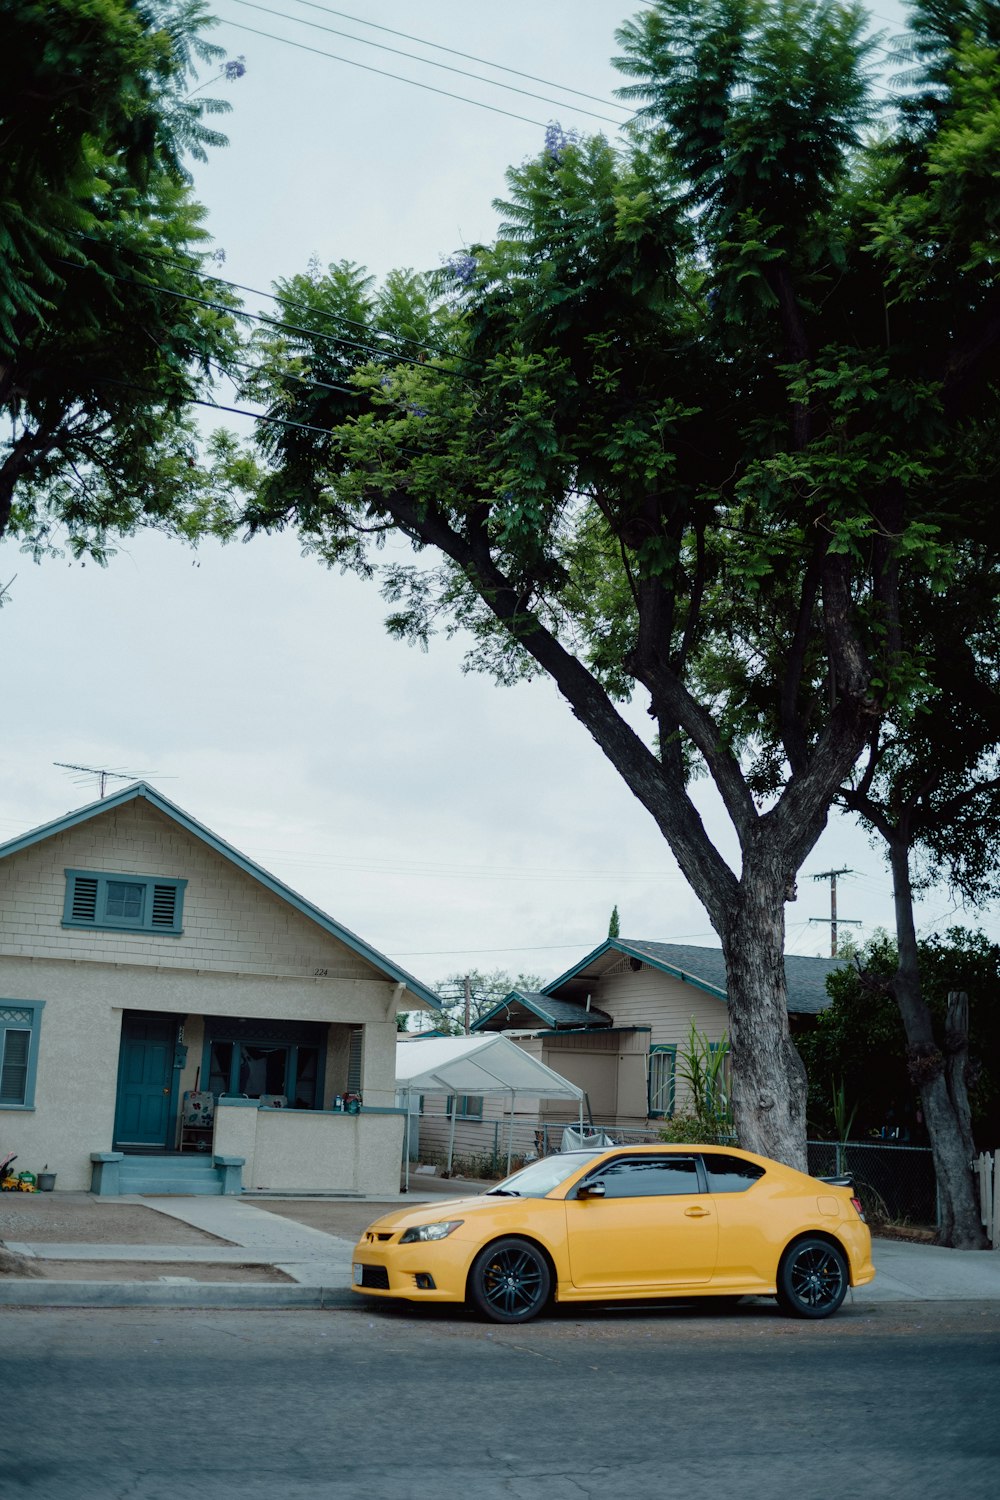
[975,1151,1000,1249]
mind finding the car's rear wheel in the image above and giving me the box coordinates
[776,1237,849,1319]
[468,1237,552,1324]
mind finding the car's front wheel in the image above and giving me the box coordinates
[776,1237,849,1319]
[468,1237,552,1324]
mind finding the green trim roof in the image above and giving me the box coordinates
[544,939,842,1016]
[472,990,614,1032]
[0,782,442,1011]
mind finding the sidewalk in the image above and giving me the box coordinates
[3,1186,1000,1309]
[0,1182,484,1308]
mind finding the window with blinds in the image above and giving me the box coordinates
[648,1045,676,1118]
[0,1001,43,1108]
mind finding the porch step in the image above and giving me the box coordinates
[118,1154,224,1197]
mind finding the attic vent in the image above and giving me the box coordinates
[606,956,640,977]
[151,884,178,928]
[70,877,99,924]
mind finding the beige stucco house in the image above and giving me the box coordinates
[0,783,441,1194]
[416,939,843,1164]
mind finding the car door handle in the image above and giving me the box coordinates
[684,1206,711,1217]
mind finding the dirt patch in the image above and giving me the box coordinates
[0,1198,234,1246]
[245,1199,403,1240]
[31,1261,294,1283]
[874,1226,938,1244]
[0,1245,41,1278]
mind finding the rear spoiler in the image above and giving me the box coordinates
[818,1174,853,1188]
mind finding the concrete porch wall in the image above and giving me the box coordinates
[213,1100,405,1194]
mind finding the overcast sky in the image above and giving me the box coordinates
[5,0,980,997]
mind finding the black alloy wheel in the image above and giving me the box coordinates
[776,1237,849,1319]
[468,1237,552,1324]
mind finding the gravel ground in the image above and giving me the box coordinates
[0,1196,233,1246]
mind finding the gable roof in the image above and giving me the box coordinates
[0,781,442,1011]
[472,989,614,1033]
[544,938,844,1016]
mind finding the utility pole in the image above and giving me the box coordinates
[463,974,472,1035]
[809,867,861,957]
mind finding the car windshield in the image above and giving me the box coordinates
[484,1150,606,1198]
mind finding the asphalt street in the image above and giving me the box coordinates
[1,1300,997,1500]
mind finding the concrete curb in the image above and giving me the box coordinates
[0,1279,359,1310]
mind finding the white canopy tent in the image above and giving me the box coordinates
[395,1035,586,1191]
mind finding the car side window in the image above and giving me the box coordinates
[703,1154,766,1193]
[588,1155,702,1198]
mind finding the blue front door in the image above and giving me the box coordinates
[114,1013,176,1149]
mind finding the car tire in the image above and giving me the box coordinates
[467,1237,552,1324]
[776,1237,849,1319]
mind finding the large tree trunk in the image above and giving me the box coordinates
[388,499,862,1178]
[721,865,808,1173]
[888,839,985,1248]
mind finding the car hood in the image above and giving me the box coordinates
[362,1194,532,1235]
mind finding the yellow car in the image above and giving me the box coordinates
[352,1143,875,1323]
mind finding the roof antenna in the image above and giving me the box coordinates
[53,762,167,799]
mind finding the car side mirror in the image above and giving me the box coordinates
[578,1181,606,1199]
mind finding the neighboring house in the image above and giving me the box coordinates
[416,938,843,1161]
[0,783,441,1194]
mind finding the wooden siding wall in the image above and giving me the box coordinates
[594,961,727,1044]
[0,799,380,981]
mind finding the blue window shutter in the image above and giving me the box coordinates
[70,876,98,923]
[347,1028,363,1092]
[63,870,186,935]
[151,884,179,929]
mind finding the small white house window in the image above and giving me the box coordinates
[0,1000,44,1109]
[648,1046,676,1118]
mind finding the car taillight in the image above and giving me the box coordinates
[850,1195,866,1223]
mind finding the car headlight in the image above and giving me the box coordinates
[399,1219,464,1243]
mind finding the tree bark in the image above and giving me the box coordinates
[888,839,985,1248]
[382,492,869,1174]
[722,861,808,1173]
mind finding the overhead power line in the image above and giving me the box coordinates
[281,0,630,110]
[78,234,471,365]
[62,258,464,377]
[226,0,627,124]
[95,373,355,435]
[218,18,562,129]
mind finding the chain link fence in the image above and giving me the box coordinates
[424,1116,938,1227]
[807,1139,937,1227]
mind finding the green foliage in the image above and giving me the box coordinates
[426,969,547,1034]
[0,0,245,559]
[608,904,621,939]
[798,928,1000,1141]
[675,1019,734,1131]
[830,1078,858,1172]
[233,0,1000,1164]
[658,1111,736,1146]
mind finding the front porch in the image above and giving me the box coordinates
[92,1098,406,1196]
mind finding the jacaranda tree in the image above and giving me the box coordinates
[235,1,1000,1236]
